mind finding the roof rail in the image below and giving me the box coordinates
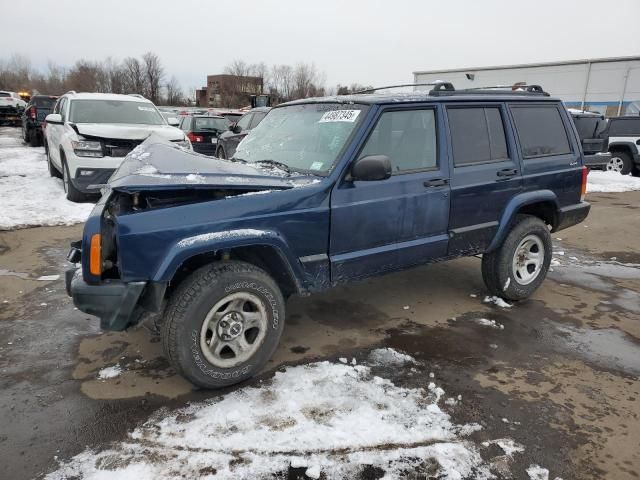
[352,82,454,94]
[64,90,77,95]
[128,93,145,99]
[429,84,549,96]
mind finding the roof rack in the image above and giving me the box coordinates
[353,82,454,94]
[128,93,145,99]
[429,84,549,96]
[64,90,77,95]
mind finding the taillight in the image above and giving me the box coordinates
[580,166,588,201]
[30,107,37,119]
[187,132,203,143]
[89,234,102,276]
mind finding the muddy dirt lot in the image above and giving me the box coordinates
[1,126,639,478]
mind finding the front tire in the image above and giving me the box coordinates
[216,145,227,159]
[29,130,40,147]
[62,156,87,202]
[161,261,286,389]
[607,151,632,175]
[481,215,552,301]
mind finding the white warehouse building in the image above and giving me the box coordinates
[413,55,640,117]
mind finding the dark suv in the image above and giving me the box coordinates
[215,107,270,159]
[66,84,590,389]
[568,109,611,170]
[21,95,58,147]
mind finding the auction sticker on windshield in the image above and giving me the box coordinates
[319,110,361,123]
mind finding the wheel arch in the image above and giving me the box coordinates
[609,141,638,156]
[155,231,304,299]
[486,191,559,252]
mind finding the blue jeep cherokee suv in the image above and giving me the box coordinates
[66,83,590,388]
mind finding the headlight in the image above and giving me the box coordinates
[175,138,192,150]
[72,140,103,158]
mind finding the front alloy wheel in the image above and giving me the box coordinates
[607,156,625,173]
[200,292,268,368]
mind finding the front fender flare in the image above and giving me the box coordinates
[609,141,638,156]
[486,190,559,252]
[151,229,303,290]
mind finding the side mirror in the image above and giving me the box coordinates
[45,113,63,125]
[350,155,392,181]
[230,123,241,134]
[167,117,179,126]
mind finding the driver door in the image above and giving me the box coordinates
[330,106,450,282]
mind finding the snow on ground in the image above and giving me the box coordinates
[0,129,93,230]
[483,296,512,308]
[587,171,640,193]
[47,351,508,480]
[97,365,123,379]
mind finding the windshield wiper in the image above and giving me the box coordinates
[252,159,291,174]
[228,157,247,163]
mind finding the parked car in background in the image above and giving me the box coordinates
[44,92,190,202]
[215,107,271,159]
[179,115,230,156]
[605,116,640,176]
[568,109,611,170]
[66,83,590,389]
[0,91,27,125]
[159,111,180,126]
[21,95,58,147]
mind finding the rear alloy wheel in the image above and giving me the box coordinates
[607,152,632,175]
[481,215,552,301]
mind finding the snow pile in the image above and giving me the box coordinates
[97,365,122,379]
[0,137,93,230]
[587,171,640,193]
[483,296,512,308]
[367,347,416,366]
[482,438,524,457]
[48,354,494,480]
[474,318,505,330]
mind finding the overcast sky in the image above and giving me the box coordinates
[2,0,639,94]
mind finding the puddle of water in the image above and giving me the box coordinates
[555,325,640,375]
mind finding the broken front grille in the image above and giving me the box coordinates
[103,139,143,157]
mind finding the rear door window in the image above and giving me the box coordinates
[608,118,640,136]
[511,106,572,158]
[448,107,508,166]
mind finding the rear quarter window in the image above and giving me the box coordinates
[511,105,572,158]
[608,118,640,136]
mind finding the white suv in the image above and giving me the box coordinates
[45,92,191,202]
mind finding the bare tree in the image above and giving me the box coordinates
[165,75,184,106]
[142,52,164,103]
[123,57,146,95]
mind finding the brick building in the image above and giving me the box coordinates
[196,74,264,108]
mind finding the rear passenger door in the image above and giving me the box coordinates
[445,104,522,255]
[509,104,582,206]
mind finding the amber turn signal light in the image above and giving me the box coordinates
[89,234,102,276]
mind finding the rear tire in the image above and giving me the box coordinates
[61,156,87,202]
[161,261,285,389]
[482,215,552,301]
[607,151,633,175]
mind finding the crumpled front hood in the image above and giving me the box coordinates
[107,135,318,193]
[75,123,184,141]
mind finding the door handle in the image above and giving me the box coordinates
[424,178,449,187]
[497,168,518,177]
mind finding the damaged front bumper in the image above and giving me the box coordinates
[65,267,146,331]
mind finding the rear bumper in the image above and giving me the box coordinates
[584,152,611,169]
[192,142,217,156]
[555,201,590,231]
[66,267,146,331]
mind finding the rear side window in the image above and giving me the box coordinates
[448,107,508,166]
[608,118,640,136]
[0,92,10,97]
[359,109,437,173]
[511,106,571,158]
